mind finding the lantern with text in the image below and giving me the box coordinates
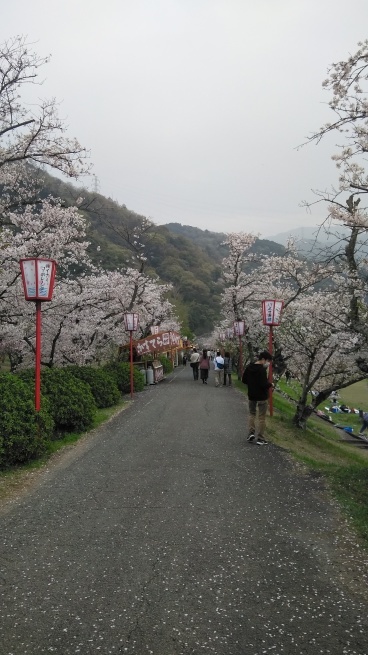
[233,319,246,378]
[19,258,57,411]
[262,300,284,416]
[124,312,139,399]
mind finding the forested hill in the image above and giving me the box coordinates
[38,171,285,335]
[165,223,286,259]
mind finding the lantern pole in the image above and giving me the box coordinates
[268,324,273,417]
[124,312,139,400]
[261,299,284,419]
[233,320,245,379]
[129,328,134,399]
[239,333,243,379]
[20,258,57,412]
[35,300,42,411]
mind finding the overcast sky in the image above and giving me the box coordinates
[2,0,368,238]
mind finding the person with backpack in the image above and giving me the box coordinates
[214,350,225,387]
[242,350,273,445]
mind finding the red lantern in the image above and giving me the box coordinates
[20,258,56,301]
[19,258,57,411]
[233,320,245,336]
[262,300,284,326]
[124,312,139,332]
[261,300,284,417]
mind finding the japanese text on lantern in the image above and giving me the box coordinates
[23,260,37,297]
[265,301,273,325]
[38,262,52,297]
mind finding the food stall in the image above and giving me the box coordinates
[130,330,182,384]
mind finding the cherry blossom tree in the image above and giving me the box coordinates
[279,291,367,427]
[217,231,368,427]
[0,36,89,180]
[303,42,368,350]
[219,232,338,367]
[0,37,179,368]
[308,40,368,195]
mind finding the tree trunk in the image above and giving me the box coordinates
[292,401,314,429]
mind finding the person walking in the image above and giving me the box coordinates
[223,351,233,386]
[214,350,225,387]
[183,354,187,366]
[190,348,200,380]
[359,409,368,435]
[242,351,273,445]
[199,349,211,384]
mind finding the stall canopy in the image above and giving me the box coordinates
[132,330,182,357]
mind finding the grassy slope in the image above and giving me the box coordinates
[338,379,368,408]
[235,379,368,544]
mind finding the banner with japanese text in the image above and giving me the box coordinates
[131,331,182,357]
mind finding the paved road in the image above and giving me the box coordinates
[1,366,367,654]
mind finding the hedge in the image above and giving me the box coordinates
[157,355,174,374]
[0,373,54,468]
[65,366,121,408]
[103,362,145,394]
[40,368,97,434]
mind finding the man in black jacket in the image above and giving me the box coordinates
[242,351,273,445]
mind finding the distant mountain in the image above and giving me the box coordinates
[268,226,335,247]
[165,223,286,258]
[268,225,368,260]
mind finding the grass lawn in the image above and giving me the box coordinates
[338,379,368,409]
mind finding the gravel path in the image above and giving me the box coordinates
[1,366,367,654]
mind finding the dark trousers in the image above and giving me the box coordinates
[192,363,199,380]
[200,368,209,383]
[224,373,232,386]
[360,420,368,434]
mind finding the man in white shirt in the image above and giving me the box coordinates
[190,348,200,380]
[214,350,224,387]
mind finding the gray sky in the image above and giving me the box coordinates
[2,0,368,238]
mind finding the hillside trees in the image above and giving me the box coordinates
[0,200,178,367]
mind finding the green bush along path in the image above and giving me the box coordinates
[0,366,367,654]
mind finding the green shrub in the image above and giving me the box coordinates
[103,362,145,394]
[158,355,174,374]
[38,368,97,434]
[0,373,54,468]
[66,366,121,408]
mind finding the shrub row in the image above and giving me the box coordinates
[0,362,145,469]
